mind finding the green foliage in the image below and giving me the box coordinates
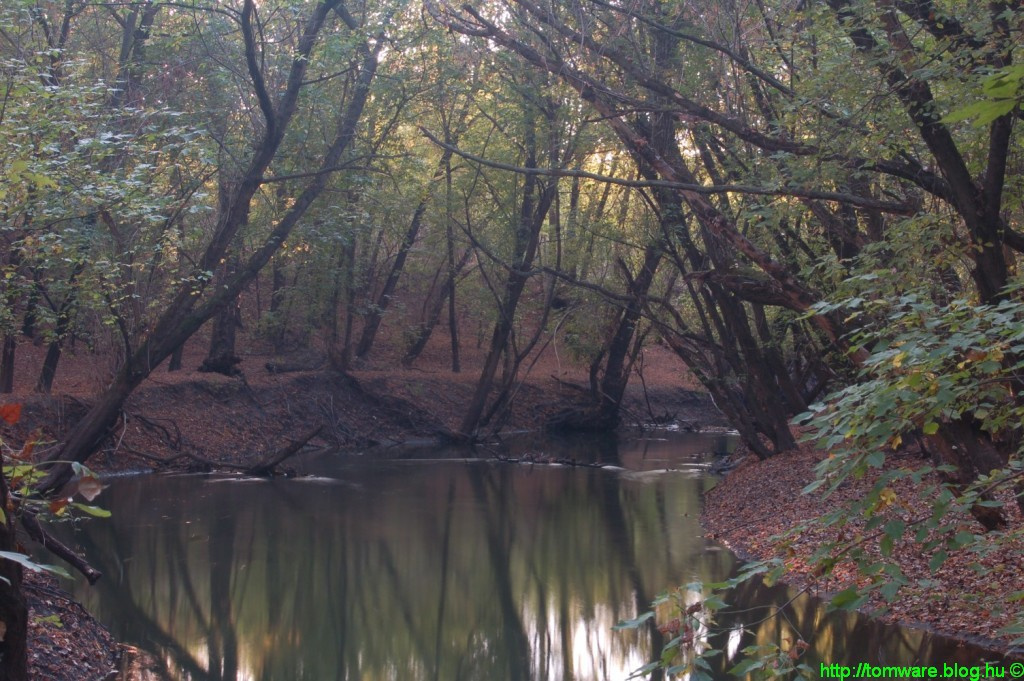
[0,405,108,579]
[0,551,70,581]
[794,287,1024,646]
[615,565,813,680]
[944,65,1024,127]
[798,289,1024,462]
[0,4,212,354]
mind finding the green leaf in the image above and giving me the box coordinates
[729,658,766,676]
[71,503,111,518]
[883,519,905,540]
[880,534,894,557]
[948,531,976,550]
[944,99,1017,127]
[764,562,787,587]
[802,477,826,494]
[613,611,654,630]
[703,594,728,611]
[922,421,939,435]
[829,587,867,611]
[0,551,72,578]
[879,579,903,602]
[626,661,661,679]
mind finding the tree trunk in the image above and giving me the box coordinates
[445,209,461,373]
[269,254,288,354]
[0,338,14,394]
[35,341,64,395]
[927,419,1015,530]
[594,240,665,426]
[199,255,243,376]
[447,267,461,372]
[356,148,455,359]
[35,263,85,394]
[0,474,28,681]
[198,298,243,376]
[402,250,470,367]
[328,237,358,373]
[20,287,38,341]
[458,105,556,436]
[168,344,184,372]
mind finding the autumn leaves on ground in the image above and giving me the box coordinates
[704,440,1024,657]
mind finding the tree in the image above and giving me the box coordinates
[428,0,1024,483]
[456,76,563,436]
[36,0,388,493]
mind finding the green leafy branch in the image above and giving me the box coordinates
[943,65,1024,127]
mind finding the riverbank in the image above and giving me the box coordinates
[10,338,716,476]
[702,439,1024,659]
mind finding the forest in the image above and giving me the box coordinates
[0,0,1022,678]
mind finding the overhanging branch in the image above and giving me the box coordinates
[419,127,916,214]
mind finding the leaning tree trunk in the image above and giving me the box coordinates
[594,239,665,427]
[927,418,1018,530]
[199,297,243,376]
[402,249,470,367]
[356,147,456,359]
[199,255,244,376]
[36,262,86,394]
[458,107,556,437]
[167,343,185,372]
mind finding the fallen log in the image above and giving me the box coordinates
[21,511,102,584]
[245,425,324,476]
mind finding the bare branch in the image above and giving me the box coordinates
[419,127,916,214]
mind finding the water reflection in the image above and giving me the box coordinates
[57,432,1003,680]
[58,435,731,681]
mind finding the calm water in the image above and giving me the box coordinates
[55,431,1000,680]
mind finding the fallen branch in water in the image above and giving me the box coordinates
[246,425,324,476]
[493,453,610,468]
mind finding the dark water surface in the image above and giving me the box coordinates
[56,431,998,680]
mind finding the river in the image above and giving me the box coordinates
[54,431,994,680]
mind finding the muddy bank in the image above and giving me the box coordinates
[11,342,722,476]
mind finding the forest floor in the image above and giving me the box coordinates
[703,437,1024,661]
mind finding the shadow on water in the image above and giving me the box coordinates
[51,431,1007,680]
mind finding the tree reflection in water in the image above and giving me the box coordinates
[57,433,724,680]
[53,433,979,680]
